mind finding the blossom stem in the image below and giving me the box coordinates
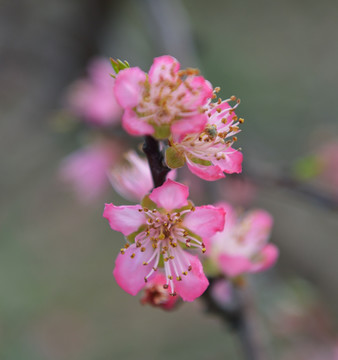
[202,278,262,360]
[143,135,171,188]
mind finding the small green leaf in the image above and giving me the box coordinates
[153,124,171,139]
[165,146,186,169]
[190,157,212,166]
[141,195,157,210]
[126,226,145,243]
[110,58,130,76]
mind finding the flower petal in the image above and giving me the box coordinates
[149,179,189,211]
[249,244,279,273]
[186,157,225,181]
[114,67,146,108]
[183,205,225,242]
[148,55,180,83]
[218,254,252,277]
[174,254,209,302]
[171,113,208,141]
[103,204,145,236]
[113,244,156,296]
[122,109,154,136]
[212,149,243,174]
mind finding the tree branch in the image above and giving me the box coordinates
[142,135,171,188]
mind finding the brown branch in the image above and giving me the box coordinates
[142,135,171,188]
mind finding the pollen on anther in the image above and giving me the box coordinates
[176,276,182,281]
[168,275,173,280]
[143,261,148,265]
[120,249,125,254]
[131,253,136,258]
[140,247,146,252]
[182,271,188,276]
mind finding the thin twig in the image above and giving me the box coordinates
[142,135,170,188]
[202,278,261,360]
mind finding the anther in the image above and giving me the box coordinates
[144,277,148,283]
[214,87,221,93]
[176,276,182,281]
[163,284,169,289]
[182,271,188,276]
[120,249,125,254]
[168,275,173,280]
[170,292,177,297]
[143,261,148,265]
[188,265,192,271]
[130,253,136,258]
[136,242,141,248]
[125,244,130,248]
[140,247,146,252]
[230,95,236,101]
[239,118,244,123]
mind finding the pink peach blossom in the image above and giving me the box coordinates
[167,98,243,181]
[60,142,119,202]
[67,58,122,126]
[113,55,213,139]
[209,202,278,277]
[140,273,179,310]
[103,179,226,301]
[108,151,176,202]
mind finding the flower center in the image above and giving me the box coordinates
[121,206,205,296]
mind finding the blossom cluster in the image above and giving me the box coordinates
[59,55,278,310]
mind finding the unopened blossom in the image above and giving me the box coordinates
[67,58,122,126]
[108,150,176,202]
[113,55,213,139]
[103,179,225,301]
[209,202,278,278]
[166,96,243,181]
[140,273,179,310]
[60,142,120,202]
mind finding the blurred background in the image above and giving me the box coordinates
[1,0,338,359]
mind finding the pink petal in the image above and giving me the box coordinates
[113,244,156,296]
[103,204,145,236]
[171,113,208,141]
[174,254,209,302]
[122,108,154,136]
[149,179,189,211]
[249,244,279,273]
[218,254,252,277]
[183,205,225,243]
[114,67,146,108]
[183,75,213,107]
[148,55,180,83]
[244,210,274,248]
[214,202,237,229]
[212,149,243,174]
[186,157,225,181]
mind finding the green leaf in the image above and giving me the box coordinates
[190,157,212,166]
[110,58,130,76]
[153,124,171,140]
[165,146,186,169]
[126,226,145,243]
[141,195,157,210]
